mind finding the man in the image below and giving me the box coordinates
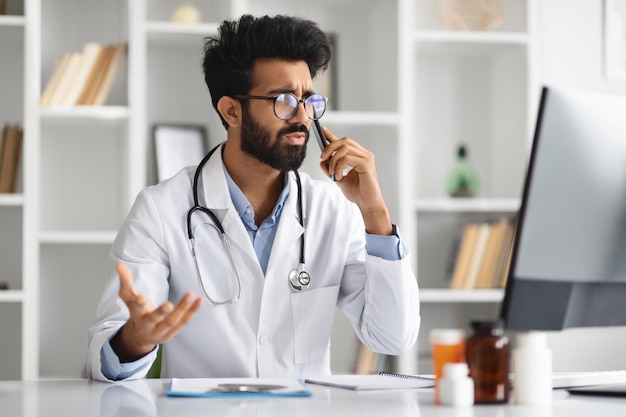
[87,14,419,381]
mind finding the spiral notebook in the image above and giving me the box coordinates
[304,373,435,391]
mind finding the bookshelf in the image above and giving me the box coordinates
[396,0,538,374]
[0,0,538,380]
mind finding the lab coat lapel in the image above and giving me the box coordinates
[199,146,258,268]
[266,171,304,277]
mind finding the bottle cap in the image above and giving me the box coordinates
[443,363,470,380]
[516,331,548,348]
[430,329,466,345]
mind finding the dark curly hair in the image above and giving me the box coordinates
[202,14,332,129]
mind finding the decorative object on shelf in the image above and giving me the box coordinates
[154,124,207,183]
[436,0,503,31]
[40,42,127,107]
[0,0,5,15]
[446,144,479,198]
[313,33,338,110]
[0,281,8,290]
[171,2,202,24]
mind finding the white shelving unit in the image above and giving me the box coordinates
[1,0,537,380]
[396,0,538,374]
[0,0,32,381]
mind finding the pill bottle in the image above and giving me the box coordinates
[440,362,474,407]
[465,319,510,403]
[512,332,552,405]
[430,328,466,404]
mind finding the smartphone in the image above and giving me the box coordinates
[312,119,336,181]
[313,118,329,151]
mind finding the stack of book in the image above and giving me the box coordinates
[0,124,23,194]
[448,216,517,290]
[40,42,127,107]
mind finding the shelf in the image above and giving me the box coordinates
[0,15,26,27]
[40,106,130,123]
[146,21,219,43]
[0,290,24,303]
[415,198,519,213]
[420,288,504,303]
[39,230,117,244]
[414,30,528,44]
[321,111,399,126]
[0,194,24,206]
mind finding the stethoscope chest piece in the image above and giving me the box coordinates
[289,264,310,292]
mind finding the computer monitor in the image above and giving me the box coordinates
[501,86,626,331]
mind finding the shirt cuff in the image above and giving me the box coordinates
[101,336,157,381]
[365,224,408,261]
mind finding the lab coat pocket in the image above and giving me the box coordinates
[291,285,340,364]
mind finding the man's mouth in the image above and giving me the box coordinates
[283,132,307,145]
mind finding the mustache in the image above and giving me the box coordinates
[278,124,309,138]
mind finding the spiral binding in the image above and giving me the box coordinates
[378,371,435,381]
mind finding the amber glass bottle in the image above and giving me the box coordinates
[465,320,510,403]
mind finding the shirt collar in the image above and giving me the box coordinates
[223,166,290,227]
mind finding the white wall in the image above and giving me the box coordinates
[538,0,626,372]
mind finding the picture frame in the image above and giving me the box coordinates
[153,124,207,182]
[604,0,626,81]
[314,33,338,110]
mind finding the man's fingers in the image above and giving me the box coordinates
[116,262,150,311]
[116,262,136,300]
[155,294,204,342]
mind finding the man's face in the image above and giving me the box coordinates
[239,59,315,171]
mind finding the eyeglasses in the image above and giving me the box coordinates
[234,93,327,120]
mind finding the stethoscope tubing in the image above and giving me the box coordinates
[187,143,308,301]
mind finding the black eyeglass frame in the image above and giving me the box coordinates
[234,93,327,120]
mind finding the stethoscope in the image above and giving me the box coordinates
[186,143,311,304]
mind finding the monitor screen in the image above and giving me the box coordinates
[501,86,626,331]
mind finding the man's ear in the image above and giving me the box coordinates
[217,96,242,128]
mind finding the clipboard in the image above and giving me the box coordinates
[166,377,312,398]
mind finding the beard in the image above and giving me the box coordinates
[239,105,308,171]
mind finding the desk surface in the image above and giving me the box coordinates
[1,379,626,417]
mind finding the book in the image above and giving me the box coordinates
[462,223,491,289]
[80,45,115,105]
[0,124,23,193]
[496,218,518,288]
[40,52,71,106]
[166,377,311,398]
[47,52,82,106]
[90,42,127,106]
[305,374,434,391]
[475,217,510,288]
[56,42,102,106]
[76,44,109,105]
[449,222,480,289]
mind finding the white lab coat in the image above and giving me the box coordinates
[87,148,420,381]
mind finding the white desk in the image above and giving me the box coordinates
[1,379,625,416]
